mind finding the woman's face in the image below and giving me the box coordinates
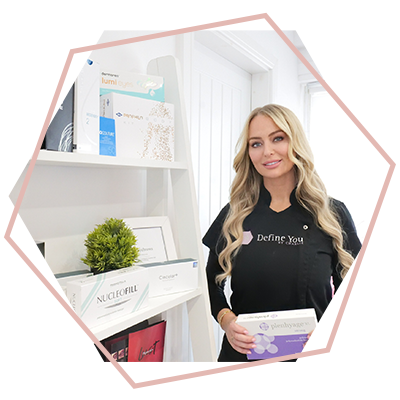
[248,114,295,186]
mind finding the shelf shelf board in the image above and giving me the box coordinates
[33,150,187,170]
[92,287,202,341]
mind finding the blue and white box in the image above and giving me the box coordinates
[66,266,149,329]
[100,69,165,102]
[99,116,116,156]
[236,308,317,360]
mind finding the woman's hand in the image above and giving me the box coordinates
[303,330,314,348]
[219,310,256,355]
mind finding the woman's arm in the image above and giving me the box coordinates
[206,252,256,355]
[217,307,256,355]
[205,250,230,320]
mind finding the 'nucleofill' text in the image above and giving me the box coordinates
[97,286,138,304]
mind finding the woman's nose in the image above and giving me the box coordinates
[264,144,274,156]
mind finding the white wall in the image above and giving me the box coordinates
[244,30,304,114]
[92,31,178,74]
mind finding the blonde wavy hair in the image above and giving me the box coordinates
[216,104,354,284]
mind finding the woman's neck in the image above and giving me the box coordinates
[263,172,296,212]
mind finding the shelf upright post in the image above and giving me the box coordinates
[147,55,217,361]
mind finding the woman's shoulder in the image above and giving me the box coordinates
[329,198,357,233]
[202,203,230,250]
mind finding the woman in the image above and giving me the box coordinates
[203,104,361,362]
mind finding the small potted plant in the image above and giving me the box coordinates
[81,218,140,274]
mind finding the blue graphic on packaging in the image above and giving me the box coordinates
[99,116,116,157]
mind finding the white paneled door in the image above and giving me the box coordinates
[190,40,252,355]
[191,40,251,233]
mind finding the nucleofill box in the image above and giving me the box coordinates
[66,266,149,329]
[100,69,165,102]
[236,308,317,360]
[55,270,94,296]
[140,258,198,298]
[100,92,174,161]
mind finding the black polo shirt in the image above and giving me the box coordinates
[203,184,361,362]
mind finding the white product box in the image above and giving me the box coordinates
[100,92,174,161]
[100,69,165,102]
[55,270,93,296]
[74,59,100,154]
[66,266,149,329]
[140,258,198,298]
[236,308,317,360]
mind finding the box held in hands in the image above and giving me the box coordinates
[236,308,317,360]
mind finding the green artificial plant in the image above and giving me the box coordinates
[81,218,140,274]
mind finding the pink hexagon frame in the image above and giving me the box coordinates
[4,13,395,389]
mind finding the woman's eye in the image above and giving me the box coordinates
[250,142,262,148]
[273,136,284,142]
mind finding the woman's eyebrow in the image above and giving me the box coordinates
[248,130,283,141]
[268,129,284,137]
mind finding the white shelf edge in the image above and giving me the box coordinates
[92,287,203,341]
[33,150,187,170]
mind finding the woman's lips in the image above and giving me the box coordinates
[263,160,282,169]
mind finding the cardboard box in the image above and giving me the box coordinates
[67,266,149,329]
[100,92,174,161]
[140,258,198,298]
[236,308,317,360]
[73,59,100,154]
[100,69,165,102]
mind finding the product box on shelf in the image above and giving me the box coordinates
[140,258,198,298]
[100,92,174,161]
[99,116,116,156]
[66,266,149,329]
[55,270,94,296]
[236,308,317,360]
[100,69,165,102]
[73,59,100,155]
[42,84,74,152]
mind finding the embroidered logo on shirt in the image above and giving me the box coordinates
[257,233,304,245]
[242,231,253,245]
[242,231,304,246]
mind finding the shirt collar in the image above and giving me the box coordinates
[259,183,298,207]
